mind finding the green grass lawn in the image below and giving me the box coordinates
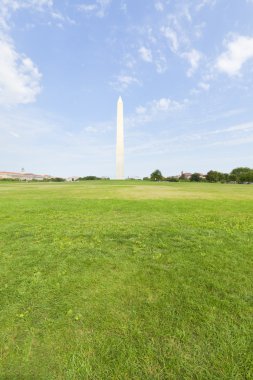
[0,181,252,379]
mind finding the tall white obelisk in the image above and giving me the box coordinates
[116,96,124,179]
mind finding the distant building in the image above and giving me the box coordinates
[180,171,206,180]
[180,171,192,180]
[0,171,51,181]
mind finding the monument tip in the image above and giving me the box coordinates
[118,96,123,103]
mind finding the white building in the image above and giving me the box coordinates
[0,171,51,181]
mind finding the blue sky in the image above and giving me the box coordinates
[0,0,253,178]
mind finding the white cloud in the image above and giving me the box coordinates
[10,130,20,138]
[0,0,73,24]
[211,121,253,134]
[110,74,140,91]
[0,37,42,106]
[139,46,153,62]
[198,82,210,91]
[127,119,253,157]
[136,97,184,119]
[127,97,185,129]
[77,0,112,17]
[160,26,203,76]
[155,54,167,74]
[0,0,53,15]
[211,135,253,147]
[24,0,53,8]
[194,22,206,39]
[216,35,253,76]
[161,26,179,52]
[85,121,112,133]
[0,0,51,30]
[51,11,65,21]
[135,106,146,114]
[124,54,136,69]
[0,109,115,177]
[158,2,209,79]
[85,126,97,133]
[183,49,203,76]
[154,1,164,12]
[77,4,97,12]
[0,0,73,106]
[128,4,208,78]
[160,9,205,78]
[196,0,216,11]
[152,98,182,112]
[120,1,127,13]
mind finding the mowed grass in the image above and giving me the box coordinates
[0,181,252,379]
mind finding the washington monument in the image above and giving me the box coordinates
[116,96,124,179]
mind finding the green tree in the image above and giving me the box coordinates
[190,173,201,182]
[51,177,65,182]
[230,167,251,176]
[164,176,179,182]
[229,173,237,182]
[206,170,219,182]
[221,173,229,183]
[237,170,253,183]
[78,176,101,180]
[206,170,225,182]
[230,167,252,183]
[150,170,163,181]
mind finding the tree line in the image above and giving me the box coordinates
[147,167,253,184]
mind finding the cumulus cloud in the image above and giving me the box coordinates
[124,101,191,157]
[139,46,153,62]
[161,23,203,76]
[183,49,203,76]
[216,35,253,76]
[0,0,74,107]
[127,97,185,129]
[136,98,182,117]
[0,37,42,106]
[161,26,179,52]
[0,0,52,106]
[151,98,183,112]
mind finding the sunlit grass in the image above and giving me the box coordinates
[0,181,252,379]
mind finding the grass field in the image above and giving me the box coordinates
[0,181,252,379]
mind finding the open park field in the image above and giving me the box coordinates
[0,181,252,379]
